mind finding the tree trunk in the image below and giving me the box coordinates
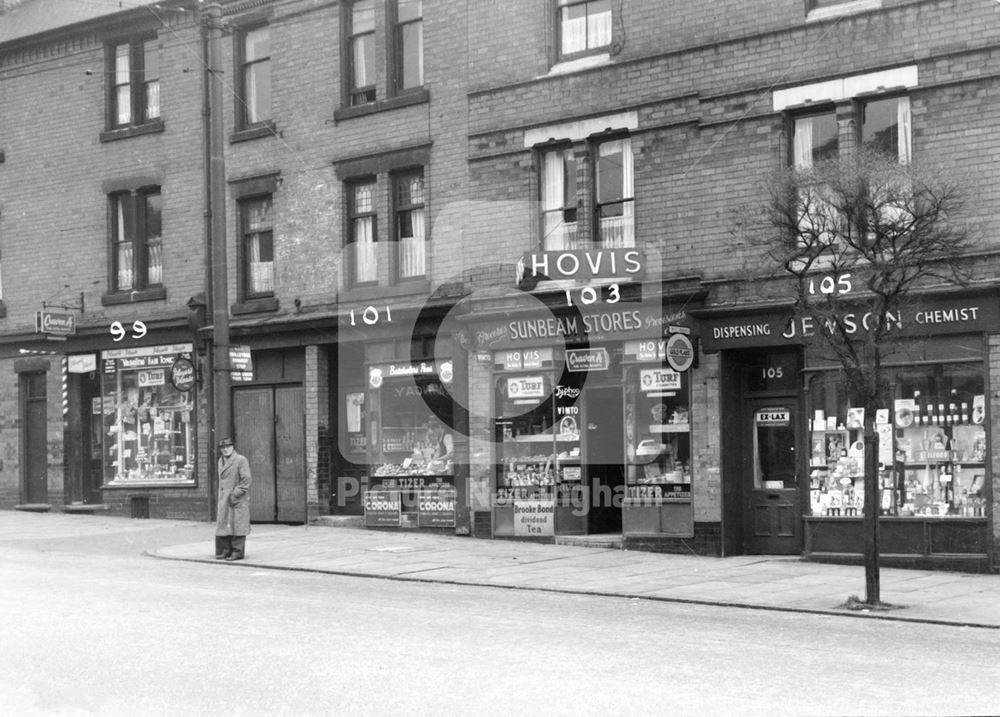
[863,417,880,604]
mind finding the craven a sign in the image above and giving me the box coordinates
[35,310,76,336]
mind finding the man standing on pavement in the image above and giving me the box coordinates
[215,437,252,561]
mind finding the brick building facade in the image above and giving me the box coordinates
[1,0,999,571]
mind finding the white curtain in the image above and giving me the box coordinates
[115,44,131,125]
[793,117,813,169]
[115,200,133,289]
[896,96,912,164]
[542,151,570,250]
[620,138,634,247]
[354,216,376,283]
[249,235,273,293]
[401,206,425,277]
[588,4,612,48]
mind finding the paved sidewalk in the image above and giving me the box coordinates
[150,520,1000,629]
[2,511,997,628]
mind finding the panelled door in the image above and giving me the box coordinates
[23,372,48,504]
[745,399,800,554]
[234,385,305,523]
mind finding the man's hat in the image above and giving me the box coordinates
[218,437,234,448]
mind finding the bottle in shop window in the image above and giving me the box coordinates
[961,402,969,424]
[913,391,922,425]
[937,403,945,426]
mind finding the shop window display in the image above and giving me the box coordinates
[807,363,986,517]
[101,345,195,484]
[494,372,582,503]
[624,366,691,497]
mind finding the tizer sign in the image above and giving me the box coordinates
[36,310,76,336]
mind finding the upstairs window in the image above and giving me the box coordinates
[349,180,378,284]
[239,196,274,299]
[394,171,426,279]
[111,188,162,292]
[540,148,578,250]
[348,0,377,105]
[792,110,838,169]
[558,0,612,59]
[394,0,424,92]
[109,38,160,128]
[861,96,911,164]
[595,138,634,248]
[238,25,271,127]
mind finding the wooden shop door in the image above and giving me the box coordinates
[234,385,305,524]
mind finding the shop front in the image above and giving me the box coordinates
[701,288,998,570]
[475,302,699,543]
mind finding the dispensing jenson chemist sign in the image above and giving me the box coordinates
[700,290,1000,351]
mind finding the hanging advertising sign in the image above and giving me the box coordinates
[67,354,97,374]
[35,310,76,337]
[665,333,695,372]
[170,357,196,392]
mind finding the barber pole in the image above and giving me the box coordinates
[62,356,69,417]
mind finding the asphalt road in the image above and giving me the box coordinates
[0,524,998,716]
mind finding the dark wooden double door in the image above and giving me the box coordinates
[234,385,306,524]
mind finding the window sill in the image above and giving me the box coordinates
[99,119,165,143]
[341,280,430,302]
[101,287,167,305]
[806,0,881,22]
[547,53,612,77]
[333,88,430,122]
[232,297,279,315]
[230,121,277,144]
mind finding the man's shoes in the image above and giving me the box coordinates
[224,554,244,561]
[215,553,230,560]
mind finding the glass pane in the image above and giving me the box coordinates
[353,34,375,89]
[597,140,625,204]
[114,44,130,85]
[353,0,375,33]
[117,242,134,290]
[143,42,159,81]
[245,60,271,123]
[561,5,587,55]
[245,26,270,62]
[588,0,612,47]
[795,112,838,166]
[398,0,422,23]
[354,183,374,213]
[145,81,160,119]
[862,97,900,158]
[754,410,796,489]
[116,86,132,125]
[400,21,423,88]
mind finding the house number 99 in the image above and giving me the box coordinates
[110,320,147,341]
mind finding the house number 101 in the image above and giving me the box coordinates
[348,305,393,326]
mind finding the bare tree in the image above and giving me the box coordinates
[751,148,975,605]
